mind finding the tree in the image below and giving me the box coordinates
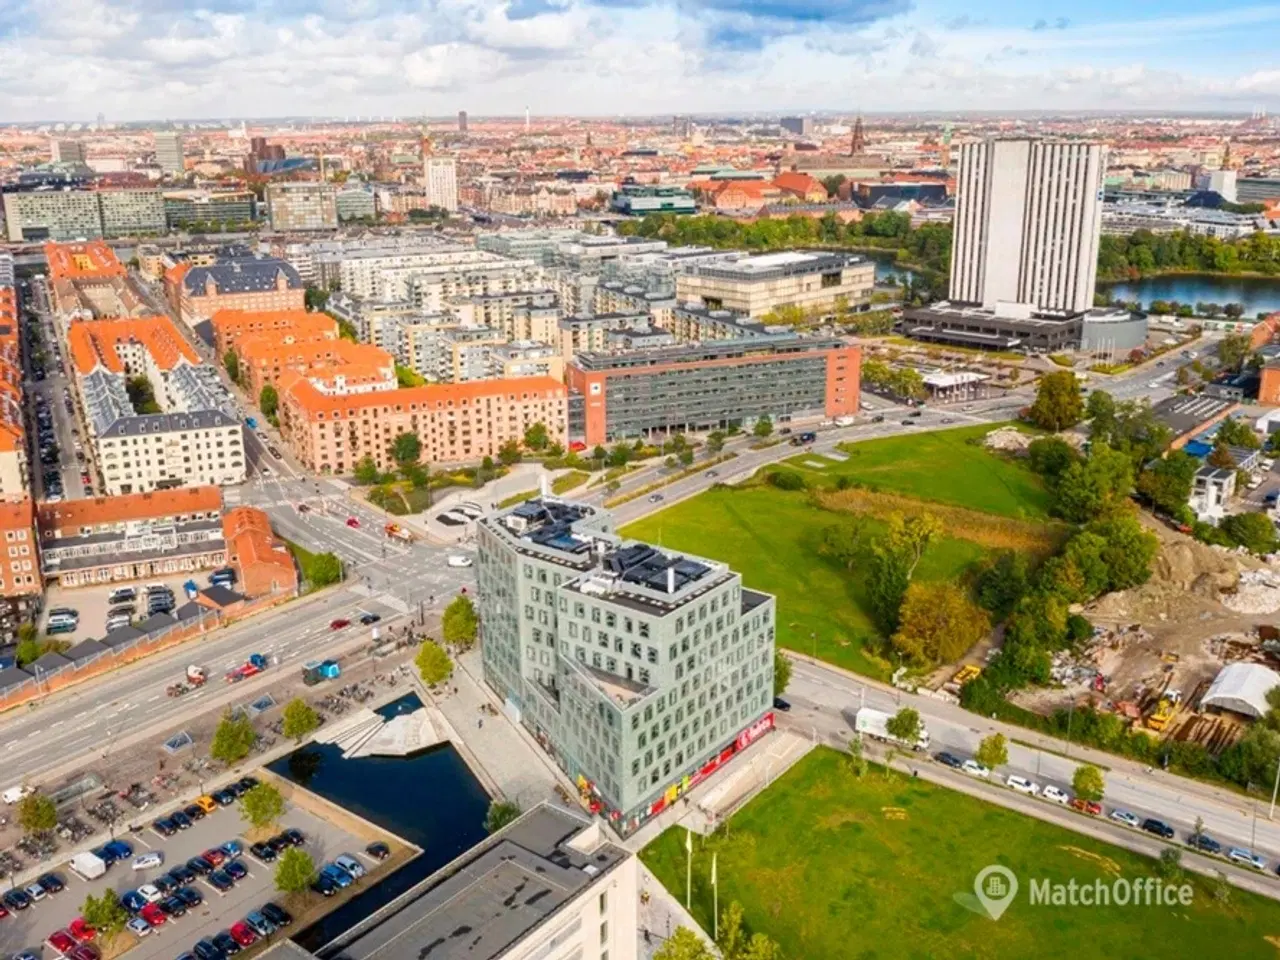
[885,707,922,745]
[401,463,429,489]
[1027,436,1080,483]
[738,934,783,960]
[1052,442,1134,523]
[484,799,521,833]
[259,384,279,418]
[126,375,160,414]
[1220,512,1280,555]
[678,448,694,467]
[654,927,714,960]
[415,640,453,686]
[17,792,56,835]
[975,551,1031,619]
[498,439,522,466]
[891,581,991,665]
[523,422,550,451]
[308,552,343,587]
[281,698,321,742]
[15,633,43,666]
[1085,389,1116,437]
[845,736,868,777]
[707,430,726,454]
[391,431,422,466]
[1216,417,1261,450]
[1158,846,1183,880]
[591,445,608,466]
[1072,764,1105,802]
[224,349,240,385]
[442,595,479,648]
[1028,371,1085,431]
[773,650,791,697]
[354,455,380,485]
[607,442,632,467]
[274,847,317,894]
[818,518,865,570]
[210,712,257,765]
[1136,450,1199,516]
[975,733,1009,771]
[81,889,128,941]
[1218,331,1252,372]
[718,900,748,960]
[304,286,331,311]
[1207,439,1236,470]
[239,782,286,830]
[752,416,773,438]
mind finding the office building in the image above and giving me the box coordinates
[2,188,101,241]
[567,336,859,445]
[163,190,255,230]
[780,116,813,137]
[335,184,377,222]
[50,140,87,164]
[951,137,1106,314]
[424,156,459,212]
[477,498,777,833]
[458,110,469,134]
[1237,177,1280,204]
[675,251,874,319]
[277,375,565,473]
[154,131,185,175]
[266,181,339,231]
[96,188,166,237]
[312,805,636,960]
[610,184,696,215]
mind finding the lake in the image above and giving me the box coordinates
[268,693,492,951]
[1100,274,1280,316]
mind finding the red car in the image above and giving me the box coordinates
[345,517,360,528]
[69,917,97,942]
[202,848,227,867]
[330,618,350,631]
[0,903,8,920]
[229,922,259,947]
[1070,798,1103,816]
[139,904,167,928]
[69,946,100,960]
[47,930,76,954]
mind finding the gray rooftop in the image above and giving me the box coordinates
[1153,395,1238,437]
[100,409,239,439]
[321,805,626,960]
[573,333,840,372]
[184,257,302,295]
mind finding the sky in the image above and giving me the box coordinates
[2,0,1280,121]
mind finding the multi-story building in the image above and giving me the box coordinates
[477,498,777,833]
[163,190,255,230]
[610,184,696,215]
[0,500,42,635]
[780,116,813,136]
[221,506,298,598]
[67,316,246,494]
[675,251,874,319]
[557,312,653,359]
[666,304,771,342]
[97,188,167,237]
[1237,177,1280,204]
[335,184,377,222]
[566,337,860,445]
[488,186,578,218]
[424,157,458,212]
[171,252,305,324]
[339,249,544,308]
[449,290,560,341]
[276,375,566,473]
[950,137,1106,314]
[594,282,678,330]
[235,334,396,399]
[210,308,335,356]
[154,131,185,175]
[406,327,506,383]
[45,241,149,321]
[3,188,103,241]
[266,182,339,231]
[0,257,28,502]
[457,110,468,134]
[50,140,87,164]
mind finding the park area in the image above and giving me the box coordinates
[619,424,1059,678]
[641,748,1280,960]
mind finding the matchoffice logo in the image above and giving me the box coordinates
[956,865,1194,920]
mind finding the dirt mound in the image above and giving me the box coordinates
[1087,530,1247,624]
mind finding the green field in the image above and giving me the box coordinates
[620,486,986,678]
[641,748,1280,960]
[783,423,1051,520]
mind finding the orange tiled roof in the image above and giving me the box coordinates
[222,506,294,578]
[279,372,565,420]
[211,309,332,341]
[38,486,222,536]
[0,498,34,533]
[773,171,826,195]
[67,315,200,376]
[44,241,127,281]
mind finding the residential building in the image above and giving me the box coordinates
[566,337,860,445]
[558,313,653,359]
[408,327,507,383]
[1259,361,1280,406]
[67,316,246,494]
[594,282,678,329]
[610,185,696,215]
[488,185,578,218]
[675,251,874,318]
[780,116,813,137]
[666,304,772,342]
[276,375,566,472]
[450,290,560,341]
[266,182,339,231]
[210,308,336,357]
[477,498,777,833]
[163,190,255,229]
[1189,467,1235,523]
[154,131,185,175]
[172,252,305,324]
[235,334,396,399]
[336,184,377,222]
[1101,201,1267,239]
[951,137,1106,313]
[311,805,636,960]
[0,499,42,631]
[424,157,459,212]
[222,507,298,598]
[45,241,149,320]
[274,234,446,288]
[0,256,25,501]
[36,486,226,587]
[337,247,540,303]
[50,140,87,164]
[325,293,420,354]
[772,171,829,203]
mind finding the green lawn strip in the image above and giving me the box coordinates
[641,748,1280,960]
[283,538,340,590]
[620,487,985,679]
[498,490,537,509]
[552,470,590,495]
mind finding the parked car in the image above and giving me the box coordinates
[346,517,360,528]
[261,902,293,927]
[171,811,192,830]
[212,932,242,956]
[229,922,258,947]
[364,842,390,862]
[7,888,34,909]
[171,864,197,884]
[153,875,178,896]
[222,839,244,857]
[334,854,366,880]
[1228,847,1267,870]
[1069,798,1102,816]
[446,555,473,568]
[282,828,305,846]
[1005,775,1039,796]
[321,863,353,888]
[772,696,791,712]
[137,884,164,903]
[121,890,148,914]
[133,852,164,871]
[68,918,96,943]
[24,883,45,902]
[961,760,990,779]
[245,910,277,937]
[193,939,222,960]
[158,896,187,918]
[38,873,65,894]
[1142,818,1175,839]
[68,946,99,960]
[1109,809,1141,829]
[183,803,206,821]
[138,903,167,928]
[175,886,203,908]
[1042,785,1070,805]
[1188,833,1222,855]
[935,751,964,769]
[207,870,235,892]
[46,931,77,955]
[310,874,337,897]
[186,856,214,876]
[125,918,151,938]
[224,860,248,882]
[201,848,227,868]
[249,842,277,864]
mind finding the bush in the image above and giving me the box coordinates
[767,469,806,491]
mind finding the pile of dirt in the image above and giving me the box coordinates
[1087,535,1247,623]
[983,426,1032,454]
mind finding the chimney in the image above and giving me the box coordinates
[666,566,674,594]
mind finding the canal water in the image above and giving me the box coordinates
[268,693,491,951]
[1100,274,1280,316]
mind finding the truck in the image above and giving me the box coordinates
[384,523,413,543]
[69,851,107,881]
[186,665,207,686]
[224,653,268,683]
[169,665,208,698]
[302,660,342,686]
[854,707,931,751]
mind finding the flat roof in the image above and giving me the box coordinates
[1153,395,1237,436]
[323,806,626,960]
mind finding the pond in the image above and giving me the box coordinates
[268,693,491,951]
[1099,273,1280,316]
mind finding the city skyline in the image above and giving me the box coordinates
[2,0,1280,122]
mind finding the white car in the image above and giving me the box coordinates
[127,917,152,938]
[446,555,473,568]
[1228,848,1267,871]
[1005,775,1039,796]
[137,883,163,903]
[24,883,46,902]
[1109,809,1141,828]
[961,760,990,779]
[1042,785,1070,805]
[133,852,164,871]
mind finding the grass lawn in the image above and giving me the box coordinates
[790,422,1053,520]
[552,470,590,495]
[283,538,341,592]
[641,748,1280,960]
[620,486,985,678]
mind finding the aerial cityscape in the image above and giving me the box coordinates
[4,4,1280,957]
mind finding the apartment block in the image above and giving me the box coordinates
[0,255,28,501]
[235,335,396,399]
[675,250,874,318]
[338,248,542,305]
[98,188,166,237]
[477,498,776,833]
[593,282,677,330]
[449,290,560,342]
[266,182,339,231]
[566,337,860,445]
[172,252,305,324]
[210,309,337,357]
[3,188,103,241]
[325,293,422,355]
[277,376,566,472]
[0,500,42,632]
[154,131,185,175]
[424,156,458,212]
[45,241,149,320]
[557,312,653,360]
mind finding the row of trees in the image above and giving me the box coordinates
[656,901,783,960]
[1097,228,1280,280]
[861,358,926,402]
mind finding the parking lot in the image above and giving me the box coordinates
[40,571,230,641]
[0,793,373,960]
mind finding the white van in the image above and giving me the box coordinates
[2,784,33,805]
